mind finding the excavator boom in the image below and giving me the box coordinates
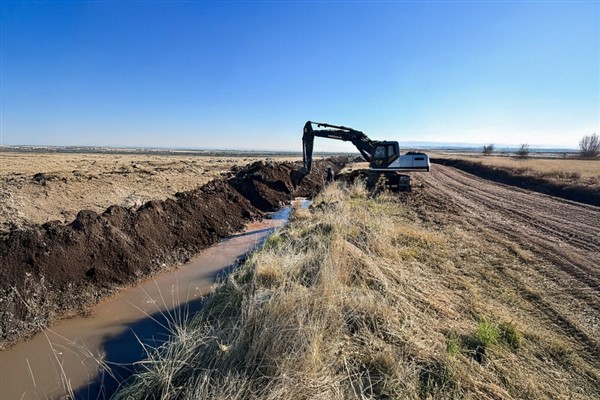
[302,121,375,173]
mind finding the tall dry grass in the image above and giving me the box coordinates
[434,153,600,187]
[113,181,599,399]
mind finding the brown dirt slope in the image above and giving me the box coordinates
[0,159,342,348]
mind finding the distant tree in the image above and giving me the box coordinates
[579,133,600,158]
[482,144,495,155]
[516,144,530,159]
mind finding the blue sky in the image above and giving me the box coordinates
[1,1,598,151]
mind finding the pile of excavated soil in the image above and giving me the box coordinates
[0,153,298,232]
[0,159,343,348]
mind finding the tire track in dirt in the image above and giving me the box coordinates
[428,166,600,282]
[496,265,600,362]
[432,168,600,247]
[421,164,600,360]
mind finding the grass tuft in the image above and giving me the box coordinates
[476,318,501,347]
[446,333,460,356]
[499,321,522,349]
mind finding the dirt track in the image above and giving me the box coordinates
[417,165,600,359]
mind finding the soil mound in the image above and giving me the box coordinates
[229,160,334,211]
[0,159,343,348]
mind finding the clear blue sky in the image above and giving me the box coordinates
[1,1,598,151]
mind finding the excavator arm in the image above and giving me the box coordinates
[302,121,375,174]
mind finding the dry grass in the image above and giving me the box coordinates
[466,156,598,179]
[113,181,600,399]
[432,153,600,188]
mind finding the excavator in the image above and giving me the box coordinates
[298,121,430,191]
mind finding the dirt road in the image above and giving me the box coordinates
[417,164,600,360]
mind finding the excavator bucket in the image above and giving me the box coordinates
[291,168,308,188]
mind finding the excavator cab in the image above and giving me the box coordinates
[370,141,400,169]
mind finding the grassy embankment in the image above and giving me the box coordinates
[434,154,600,188]
[471,156,599,182]
[114,181,599,399]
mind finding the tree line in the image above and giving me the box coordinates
[482,133,599,158]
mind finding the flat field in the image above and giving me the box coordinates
[0,152,299,231]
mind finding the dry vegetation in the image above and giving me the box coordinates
[0,152,298,231]
[113,181,599,399]
[433,153,600,190]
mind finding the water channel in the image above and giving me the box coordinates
[0,199,308,399]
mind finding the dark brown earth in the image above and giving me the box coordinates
[0,159,343,348]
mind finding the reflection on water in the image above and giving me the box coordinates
[0,199,309,400]
[271,198,310,220]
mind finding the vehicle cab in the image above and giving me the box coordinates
[370,141,400,169]
[370,141,430,171]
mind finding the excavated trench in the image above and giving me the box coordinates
[1,199,310,400]
[0,159,345,350]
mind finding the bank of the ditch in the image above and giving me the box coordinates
[0,159,344,348]
[113,181,600,400]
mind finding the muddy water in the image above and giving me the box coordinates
[0,200,308,400]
